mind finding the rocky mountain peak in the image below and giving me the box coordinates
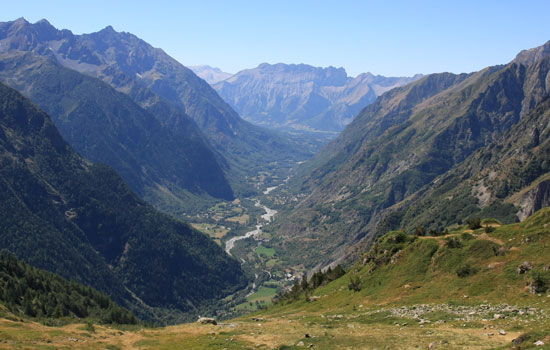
[514,40,550,66]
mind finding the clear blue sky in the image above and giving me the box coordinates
[3,0,550,77]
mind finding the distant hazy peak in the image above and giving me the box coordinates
[189,65,232,84]
[514,40,550,66]
[190,65,227,73]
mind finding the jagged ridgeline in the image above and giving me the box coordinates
[0,82,247,322]
[0,252,137,324]
[210,63,421,133]
[274,40,550,269]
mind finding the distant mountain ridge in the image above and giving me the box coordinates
[203,63,421,132]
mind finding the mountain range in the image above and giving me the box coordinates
[0,18,313,201]
[192,63,421,133]
[272,40,550,269]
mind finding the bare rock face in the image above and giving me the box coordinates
[517,180,550,221]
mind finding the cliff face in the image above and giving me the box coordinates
[518,180,550,221]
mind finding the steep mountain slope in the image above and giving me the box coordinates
[399,93,550,234]
[0,82,247,322]
[0,51,233,214]
[0,18,312,188]
[190,65,232,84]
[273,41,550,269]
[212,63,421,132]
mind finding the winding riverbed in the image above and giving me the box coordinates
[225,200,277,256]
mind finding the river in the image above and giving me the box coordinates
[225,200,277,256]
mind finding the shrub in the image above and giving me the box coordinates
[456,263,479,278]
[445,237,463,248]
[530,271,549,294]
[467,217,482,230]
[484,225,495,233]
[460,232,475,241]
[415,225,426,236]
[348,275,362,292]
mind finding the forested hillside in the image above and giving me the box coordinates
[0,82,247,322]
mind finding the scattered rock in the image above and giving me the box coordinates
[252,317,264,322]
[517,261,533,274]
[197,317,217,325]
[429,342,436,349]
[499,329,506,335]
[297,341,305,347]
[534,340,545,346]
[544,264,550,271]
[305,334,311,338]
[493,314,505,320]
[310,296,321,301]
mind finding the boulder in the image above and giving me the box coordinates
[197,317,217,325]
[517,261,533,274]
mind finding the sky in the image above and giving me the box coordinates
[2,0,550,77]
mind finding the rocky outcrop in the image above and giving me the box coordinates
[517,180,550,221]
